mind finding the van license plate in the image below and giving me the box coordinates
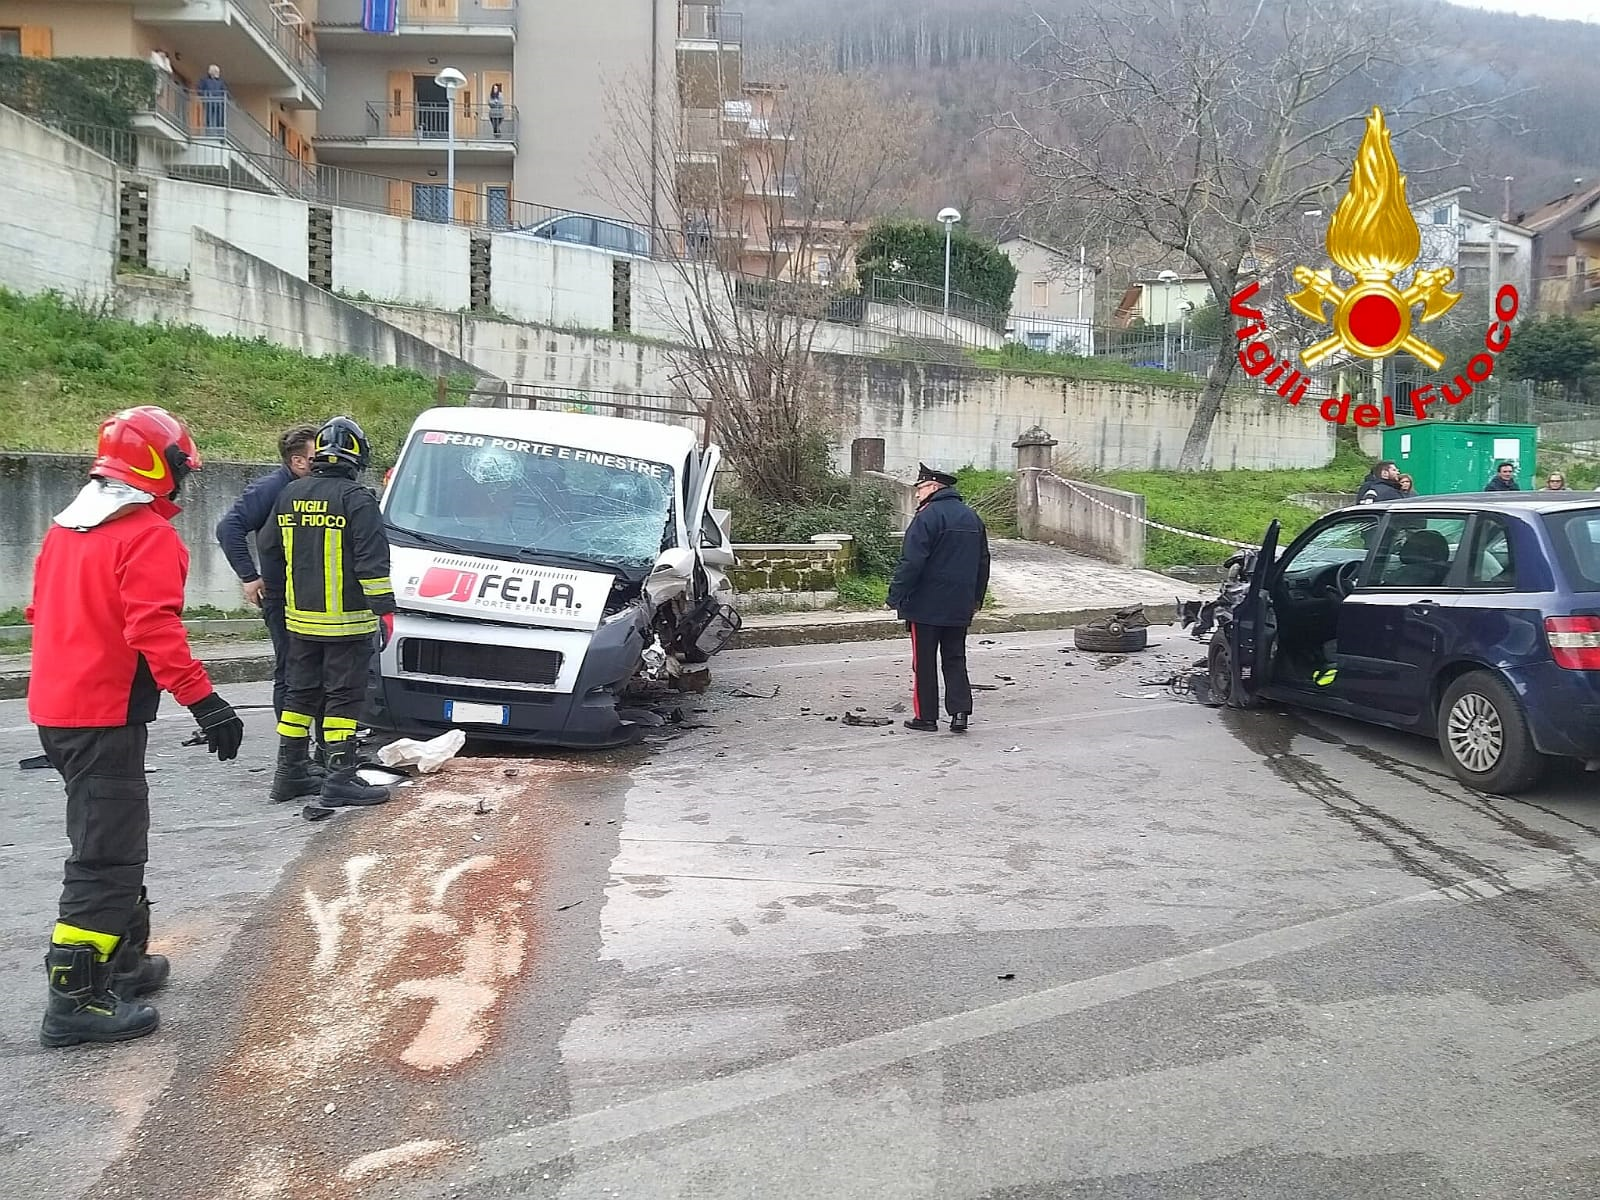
[445,701,509,726]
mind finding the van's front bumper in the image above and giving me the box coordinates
[364,610,650,748]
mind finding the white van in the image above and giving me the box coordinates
[368,406,738,747]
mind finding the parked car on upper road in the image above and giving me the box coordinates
[1209,492,1600,793]
[505,213,652,258]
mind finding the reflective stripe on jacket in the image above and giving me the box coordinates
[263,465,394,640]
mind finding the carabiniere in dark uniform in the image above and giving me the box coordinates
[260,416,396,810]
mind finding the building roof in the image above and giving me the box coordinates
[1514,182,1600,234]
[999,234,1075,259]
[1411,185,1475,210]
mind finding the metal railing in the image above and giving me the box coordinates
[147,71,188,132]
[56,122,139,167]
[741,170,798,197]
[678,3,742,43]
[231,0,327,97]
[316,0,518,27]
[359,100,519,145]
[188,95,315,194]
[867,275,1007,331]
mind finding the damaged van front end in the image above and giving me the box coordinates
[365,408,738,748]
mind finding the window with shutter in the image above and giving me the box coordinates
[19,26,53,57]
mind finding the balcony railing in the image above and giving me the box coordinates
[231,0,327,98]
[187,93,316,194]
[316,0,517,29]
[742,170,798,197]
[679,4,742,43]
[362,100,519,144]
[146,70,189,132]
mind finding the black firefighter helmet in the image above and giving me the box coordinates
[314,415,369,471]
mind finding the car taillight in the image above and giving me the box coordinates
[1546,616,1600,670]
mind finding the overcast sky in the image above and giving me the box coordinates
[1447,0,1600,20]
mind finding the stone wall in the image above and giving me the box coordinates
[730,537,856,609]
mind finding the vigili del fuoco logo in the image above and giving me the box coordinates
[1230,107,1519,427]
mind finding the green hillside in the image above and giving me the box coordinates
[0,290,452,464]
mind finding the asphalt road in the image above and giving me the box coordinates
[4,628,1600,1199]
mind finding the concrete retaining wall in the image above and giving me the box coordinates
[0,106,117,305]
[816,357,1334,473]
[147,177,309,281]
[333,209,471,311]
[118,232,489,380]
[490,233,617,330]
[1019,472,1147,567]
[0,453,279,612]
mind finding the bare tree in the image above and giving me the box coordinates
[997,0,1495,468]
[604,56,925,503]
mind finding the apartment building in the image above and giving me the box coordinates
[1,0,324,193]
[1,0,740,238]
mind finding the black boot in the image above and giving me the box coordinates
[318,742,391,807]
[271,736,321,803]
[110,889,169,998]
[950,713,970,732]
[41,943,159,1048]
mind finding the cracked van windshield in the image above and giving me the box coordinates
[384,433,675,572]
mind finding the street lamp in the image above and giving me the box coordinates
[1157,269,1179,368]
[434,66,466,223]
[938,207,961,318]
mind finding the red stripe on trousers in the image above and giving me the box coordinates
[910,624,922,720]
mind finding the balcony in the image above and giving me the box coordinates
[313,100,518,164]
[742,170,798,199]
[130,72,192,143]
[677,4,741,110]
[314,0,517,52]
[134,0,326,108]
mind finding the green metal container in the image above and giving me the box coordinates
[1382,422,1538,495]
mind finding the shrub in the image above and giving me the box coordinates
[725,478,900,579]
[855,218,1018,316]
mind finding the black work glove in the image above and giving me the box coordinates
[188,692,244,762]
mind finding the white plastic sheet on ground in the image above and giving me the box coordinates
[376,729,467,774]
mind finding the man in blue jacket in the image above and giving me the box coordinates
[888,463,991,733]
[215,425,317,796]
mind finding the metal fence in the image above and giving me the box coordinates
[865,275,1006,331]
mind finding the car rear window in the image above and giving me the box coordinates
[1544,509,1600,591]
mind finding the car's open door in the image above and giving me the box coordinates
[1220,519,1279,707]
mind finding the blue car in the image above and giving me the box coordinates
[1209,493,1600,794]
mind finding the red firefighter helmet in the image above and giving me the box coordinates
[91,406,203,497]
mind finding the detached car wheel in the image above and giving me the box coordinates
[1074,622,1149,653]
[1437,671,1545,794]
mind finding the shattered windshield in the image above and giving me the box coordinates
[384,431,675,573]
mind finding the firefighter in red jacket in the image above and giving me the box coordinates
[28,406,245,1048]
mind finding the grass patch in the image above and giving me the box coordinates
[1102,441,1372,569]
[836,574,889,609]
[0,290,460,464]
[966,343,1205,390]
[955,466,1021,539]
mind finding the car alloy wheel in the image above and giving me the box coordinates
[1446,691,1504,774]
